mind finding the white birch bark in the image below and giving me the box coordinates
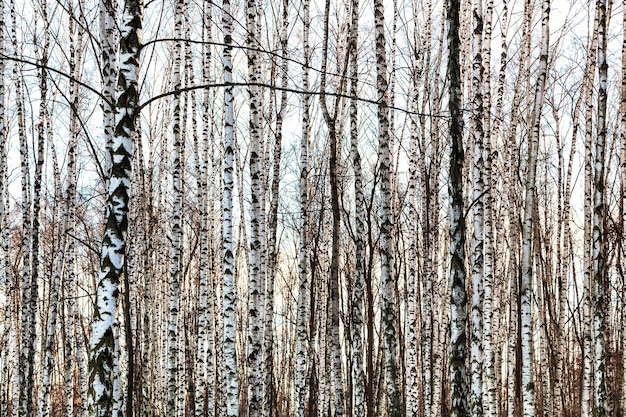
[414,3,437,415]
[195,5,211,415]
[520,2,549,416]
[482,1,496,415]
[447,0,468,415]
[407,4,424,415]
[593,2,608,415]
[294,0,311,412]
[166,0,184,415]
[11,0,33,411]
[27,21,47,413]
[406,43,420,417]
[87,0,141,415]
[38,5,61,415]
[349,0,365,414]
[470,1,484,415]
[112,323,123,417]
[373,0,400,414]
[63,5,83,415]
[318,0,346,413]
[10,1,37,415]
[582,8,599,416]
[246,0,266,412]
[221,0,239,411]
[100,0,118,175]
[197,4,216,415]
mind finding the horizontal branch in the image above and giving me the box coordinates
[2,52,453,119]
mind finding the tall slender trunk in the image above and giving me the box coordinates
[520,2,549,417]
[63,8,82,413]
[583,7,600,417]
[221,0,238,411]
[593,2,609,415]
[406,28,420,417]
[87,0,141,415]
[482,1,496,415]
[11,0,32,411]
[197,4,216,415]
[195,3,212,414]
[407,3,424,416]
[246,0,266,412]
[65,6,84,415]
[470,1,484,415]
[319,0,347,413]
[294,0,311,413]
[349,0,365,414]
[416,3,436,414]
[166,0,184,415]
[372,0,400,414]
[32,1,53,414]
[447,0,468,415]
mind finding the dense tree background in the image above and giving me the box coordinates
[0,0,625,416]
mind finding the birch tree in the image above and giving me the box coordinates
[520,1,549,417]
[373,0,401,414]
[470,1,485,415]
[583,8,600,416]
[294,0,312,412]
[447,0,469,414]
[221,0,239,411]
[166,0,185,414]
[246,0,267,411]
[88,0,141,415]
[349,0,366,414]
[592,1,609,415]
[195,3,213,415]
[481,1,497,416]
[319,0,348,412]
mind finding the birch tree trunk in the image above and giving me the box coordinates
[447,0,468,415]
[520,2,549,417]
[482,1,497,415]
[294,0,311,412]
[470,1,484,415]
[11,0,32,410]
[349,0,366,414]
[373,0,400,414]
[34,4,53,416]
[197,4,216,414]
[583,8,600,416]
[406,28,420,415]
[246,0,266,411]
[87,0,141,415]
[593,2,608,415]
[195,4,212,415]
[63,4,83,415]
[319,0,347,413]
[166,0,184,414]
[12,0,44,410]
[221,0,239,411]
